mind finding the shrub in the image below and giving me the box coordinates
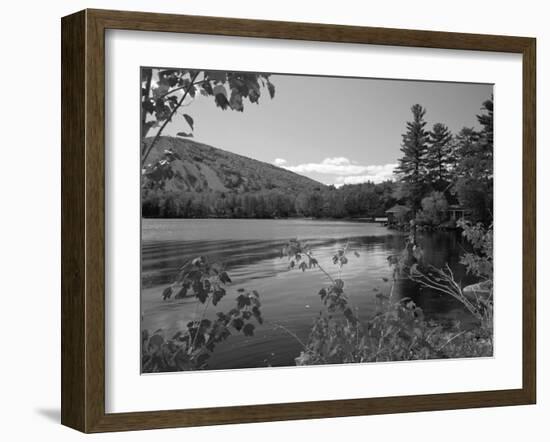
[416,191,448,226]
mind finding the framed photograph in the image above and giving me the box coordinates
[61,9,536,433]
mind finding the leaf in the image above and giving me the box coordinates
[213,84,227,98]
[308,257,318,268]
[214,93,230,110]
[205,71,227,83]
[201,81,213,95]
[219,271,232,284]
[243,323,255,337]
[176,131,193,138]
[267,81,275,99]
[231,318,244,331]
[162,286,173,300]
[252,306,263,324]
[335,279,344,290]
[237,294,251,308]
[343,307,357,325]
[183,114,194,130]
[174,286,188,299]
[212,287,226,306]
[354,251,361,257]
[229,90,244,112]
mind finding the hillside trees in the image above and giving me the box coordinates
[141,181,398,219]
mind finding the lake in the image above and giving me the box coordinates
[141,218,477,370]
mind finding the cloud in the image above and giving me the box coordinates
[284,157,370,175]
[273,158,287,166]
[280,157,397,183]
[335,164,398,185]
[321,157,353,166]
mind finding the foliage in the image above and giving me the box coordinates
[415,191,449,226]
[142,166,398,220]
[458,219,493,281]
[394,97,494,226]
[141,257,263,372]
[281,238,492,366]
[142,225,494,372]
[141,68,276,187]
[408,221,493,327]
[452,98,494,223]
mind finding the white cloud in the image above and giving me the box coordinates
[280,157,397,183]
[284,157,369,175]
[273,158,287,166]
[335,163,398,185]
[321,157,352,166]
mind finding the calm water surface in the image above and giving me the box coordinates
[141,218,476,370]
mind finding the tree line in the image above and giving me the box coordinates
[142,180,397,219]
[142,90,493,225]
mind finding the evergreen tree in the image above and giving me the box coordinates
[427,123,453,190]
[452,97,494,223]
[476,96,494,184]
[395,104,429,212]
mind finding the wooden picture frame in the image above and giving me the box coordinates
[61,8,536,433]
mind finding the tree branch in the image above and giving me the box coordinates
[141,71,201,167]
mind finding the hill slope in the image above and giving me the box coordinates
[144,136,324,194]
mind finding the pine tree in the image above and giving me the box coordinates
[476,96,494,183]
[452,96,494,223]
[426,123,453,190]
[396,104,429,212]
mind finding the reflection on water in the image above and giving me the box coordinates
[141,218,477,370]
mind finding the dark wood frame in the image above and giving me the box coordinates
[61,8,536,433]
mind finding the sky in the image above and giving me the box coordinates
[157,71,492,186]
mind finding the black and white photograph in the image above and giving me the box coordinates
[140,67,494,373]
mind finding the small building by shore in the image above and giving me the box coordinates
[385,204,412,225]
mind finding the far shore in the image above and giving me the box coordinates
[141,215,387,223]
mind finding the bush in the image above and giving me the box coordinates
[416,191,448,226]
[281,238,492,366]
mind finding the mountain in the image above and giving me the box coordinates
[144,136,325,194]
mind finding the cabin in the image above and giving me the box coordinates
[446,204,469,220]
[385,204,412,225]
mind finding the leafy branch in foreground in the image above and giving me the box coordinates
[141,256,263,372]
[143,224,493,372]
[405,220,493,326]
[141,68,276,188]
[282,236,492,366]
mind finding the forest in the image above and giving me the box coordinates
[142,96,493,226]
